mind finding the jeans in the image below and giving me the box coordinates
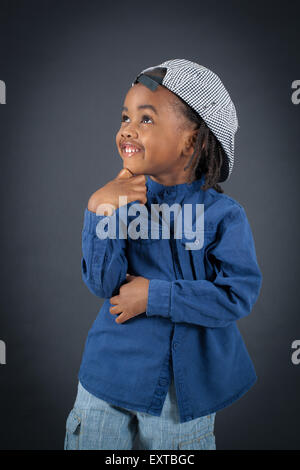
[64,376,216,450]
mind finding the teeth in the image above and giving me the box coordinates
[124,147,140,153]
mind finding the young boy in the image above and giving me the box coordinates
[64,59,263,450]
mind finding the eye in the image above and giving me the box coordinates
[141,114,153,124]
[121,114,154,124]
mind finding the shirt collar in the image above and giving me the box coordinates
[146,173,206,199]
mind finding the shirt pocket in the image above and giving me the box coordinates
[127,219,165,244]
[177,230,218,280]
[127,226,170,278]
[128,234,163,245]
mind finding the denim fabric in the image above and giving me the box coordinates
[64,376,216,450]
[78,174,263,423]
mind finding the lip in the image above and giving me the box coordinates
[120,141,144,151]
[121,147,143,157]
[120,141,144,157]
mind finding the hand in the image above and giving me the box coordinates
[109,274,150,324]
[87,168,147,215]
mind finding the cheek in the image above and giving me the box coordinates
[147,136,178,158]
[116,128,122,142]
[145,130,170,152]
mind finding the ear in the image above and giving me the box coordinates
[184,130,199,152]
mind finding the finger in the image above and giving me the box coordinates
[131,177,147,189]
[115,312,129,324]
[109,295,120,304]
[134,174,146,183]
[128,191,147,205]
[130,185,147,196]
[130,181,147,190]
[116,168,134,179]
[109,305,123,315]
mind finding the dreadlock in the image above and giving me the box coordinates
[170,94,225,193]
[139,67,225,193]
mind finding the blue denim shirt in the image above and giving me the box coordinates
[78,174,263,423]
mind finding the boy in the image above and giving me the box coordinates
[64,59,262,450]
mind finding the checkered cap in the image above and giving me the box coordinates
[132,59,239,182]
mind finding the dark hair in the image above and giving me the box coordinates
[138,68,225,193]
[175,96,224,193]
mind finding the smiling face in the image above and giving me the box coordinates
[115,82,199,185]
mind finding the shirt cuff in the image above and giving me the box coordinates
[146,279,171,319]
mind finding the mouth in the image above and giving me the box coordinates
[121,145,144,158]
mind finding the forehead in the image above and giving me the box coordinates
[123,82,176,112]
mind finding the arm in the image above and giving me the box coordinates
[81,207,128,299]
[145,205,263,328]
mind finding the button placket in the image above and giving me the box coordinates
[159,378,168,386]
[148,350,172,413]
[152,398,162,406]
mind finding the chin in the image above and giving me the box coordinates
[123,161,148,174]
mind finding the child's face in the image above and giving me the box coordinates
[116,82,197,183]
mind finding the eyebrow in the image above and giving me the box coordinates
[122,105,158,115]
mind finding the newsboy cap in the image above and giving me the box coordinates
[132,58,239,183]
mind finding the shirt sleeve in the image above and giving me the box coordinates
[145,204,263,328]
[81,206,128,299]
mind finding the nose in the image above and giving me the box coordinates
[121,126,138,139]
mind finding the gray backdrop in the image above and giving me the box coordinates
[0,0,299,450]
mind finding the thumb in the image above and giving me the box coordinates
[116,168,134,180]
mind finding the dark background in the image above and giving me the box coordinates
[0,0,299,450]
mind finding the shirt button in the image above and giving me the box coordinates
[173,342,178,350]
[195,240,199,245]
[159,378,168,386]
[153,398,162,406]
